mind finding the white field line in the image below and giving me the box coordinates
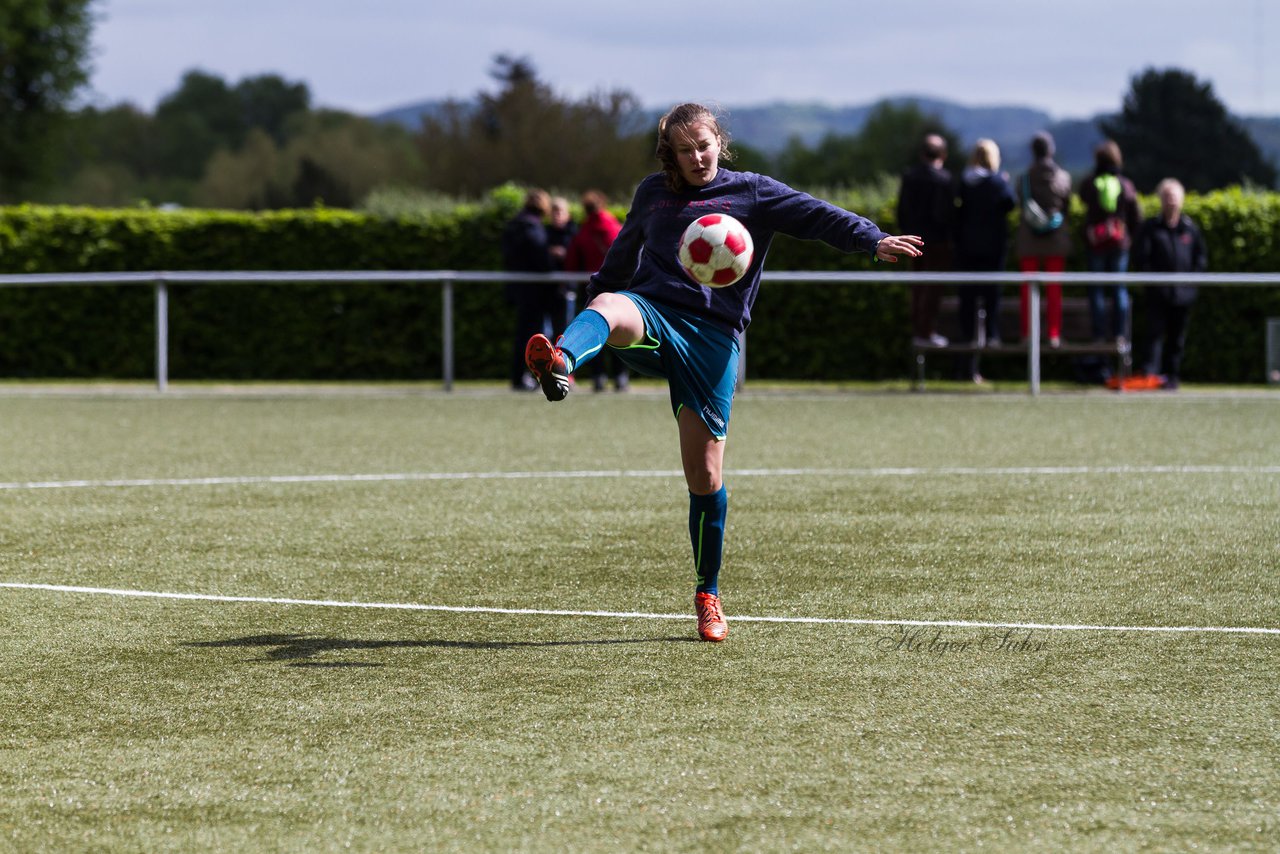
[2,582,1277,636]
[1,465,1277,492]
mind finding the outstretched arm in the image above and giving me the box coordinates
[874,235,925,263]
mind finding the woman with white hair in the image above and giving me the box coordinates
[954,138,1016,382]
[1132,178,1207,390]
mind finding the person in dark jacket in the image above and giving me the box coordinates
[1078,140,1142,345]
[501,189,556,391]
[520,103,923,642]
[544,195,578,339]
[897,134,955,347]
[954,138,1015,382]
[1132,178,1206,390]
[564,190,629,391]
[546,195,578,269]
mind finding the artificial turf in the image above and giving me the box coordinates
[1,385,1277,852]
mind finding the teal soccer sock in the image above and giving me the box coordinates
[557,309,610,373]
[689,485,727,595]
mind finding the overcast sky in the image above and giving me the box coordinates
[89,0,1279,120]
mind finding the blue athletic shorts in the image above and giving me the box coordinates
[610,292,740,440]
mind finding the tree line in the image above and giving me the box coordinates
[2,1,1275,209]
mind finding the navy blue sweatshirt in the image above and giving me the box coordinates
[587,169,889,335]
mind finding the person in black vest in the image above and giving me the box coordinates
[501,189,556,391]
[544,195,578,339]
[1132,178,1207,390]
[545,195,578,267]
[954,138,1015,382]
[897,134,955,347]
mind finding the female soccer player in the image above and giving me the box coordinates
[525,103,923,641]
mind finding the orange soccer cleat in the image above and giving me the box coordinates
[524,333,571,402]
[694,591,728,642]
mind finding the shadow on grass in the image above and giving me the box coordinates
[185,633,700,667]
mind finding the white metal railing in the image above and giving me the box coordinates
[0,270,1276,395]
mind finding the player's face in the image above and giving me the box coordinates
[673,123,720,187]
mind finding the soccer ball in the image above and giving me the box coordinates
[677,214,754,288]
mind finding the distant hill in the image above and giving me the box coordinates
[373,96,1280,181]
[714,96,1104,174]
[376,99,467,129]
[722,97,1050,151]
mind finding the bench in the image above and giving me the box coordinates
[911,295,1132,389]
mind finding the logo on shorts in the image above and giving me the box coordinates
[701,405,726,435]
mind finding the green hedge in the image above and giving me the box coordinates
[0,202,515,381]
[0,188,1277,383]
[755,188,1280,383]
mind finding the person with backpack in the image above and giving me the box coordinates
[1014,132,1072,347]
[1078,141,1142,350]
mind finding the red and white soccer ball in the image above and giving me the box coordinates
[677,214,754,288]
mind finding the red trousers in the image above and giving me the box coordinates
[1019,256,1064,340]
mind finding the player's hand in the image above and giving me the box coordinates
[875,234,924,263]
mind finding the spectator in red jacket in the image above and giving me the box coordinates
[564,190,629,391]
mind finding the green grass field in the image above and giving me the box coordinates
[1,383,1277,852]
